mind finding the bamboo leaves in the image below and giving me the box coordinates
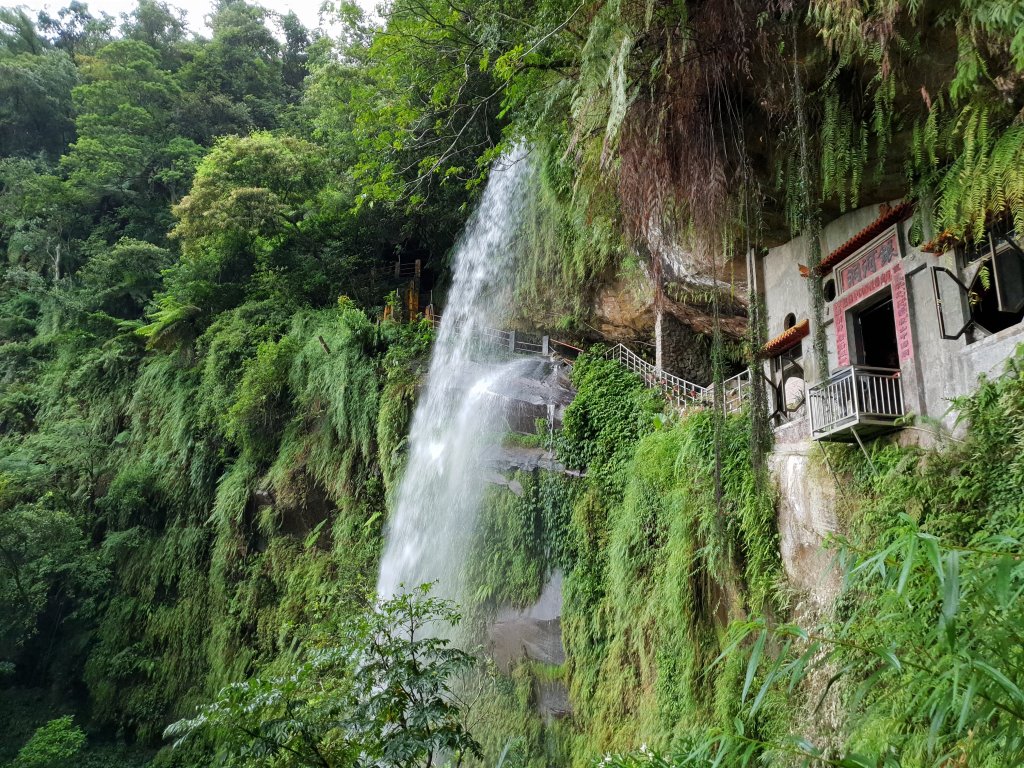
[726,528,1024,765]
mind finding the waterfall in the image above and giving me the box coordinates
[377,146,535,601]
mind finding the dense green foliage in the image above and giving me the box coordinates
[8,715,86,768]
[459,350,1024,768]
[166,588,480,768]
[3,0,1024,765]
[454,355,784,767]
[555,358,783,763]
[0,2,447,761]
[595,353,1024,766]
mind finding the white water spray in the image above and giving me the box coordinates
[377,147,535,601]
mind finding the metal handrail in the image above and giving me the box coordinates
[807,365,904,437]
[604,343,750,415]
[426,313,551,358]
[424,316,749,414]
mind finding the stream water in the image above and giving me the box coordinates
[376,146,535,601]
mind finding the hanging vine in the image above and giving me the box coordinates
[791,15,830,379]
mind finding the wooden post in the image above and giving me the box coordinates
[508,330,516,352]
[542,336,549,355]
[394,260,401,278]
[406,283,419,318]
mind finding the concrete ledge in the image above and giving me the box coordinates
[963,325,1024,382]
[773,416,811,446]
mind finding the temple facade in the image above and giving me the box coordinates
[756,203,1024,444]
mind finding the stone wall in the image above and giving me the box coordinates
[769,428,844,611]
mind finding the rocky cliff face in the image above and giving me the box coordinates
[590,253,748,384]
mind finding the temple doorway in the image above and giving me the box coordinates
[853,292,899,368]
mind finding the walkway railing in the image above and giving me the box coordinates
[423,312,749,414]
[394,259,421,279]
[605,343,751,415]
[428,313,551,357]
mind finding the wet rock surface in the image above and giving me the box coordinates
[481,445,568,474]
[770,445,843,609]
[487,572,572,720]
[427,357,576,432]
[592,263,747,342]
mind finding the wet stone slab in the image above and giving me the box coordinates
[487,572,572,720]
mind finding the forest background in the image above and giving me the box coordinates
[2,0,1024,766]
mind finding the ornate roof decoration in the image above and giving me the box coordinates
[816,202,914,276]
[761,318,810,358]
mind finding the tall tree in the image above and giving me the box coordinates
[0,49,78,158]
[37,2,114,56]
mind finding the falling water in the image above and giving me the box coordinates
[377,146,535,601]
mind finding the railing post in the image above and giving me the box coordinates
[508,330,516,352]
[542,336,549,355]
[853,368,860,422]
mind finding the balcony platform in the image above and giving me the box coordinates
[811,415,903,442]
[807,366,906,442]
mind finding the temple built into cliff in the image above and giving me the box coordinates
[758,204,1024,444]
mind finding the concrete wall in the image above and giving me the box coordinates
[764,206,1024,606]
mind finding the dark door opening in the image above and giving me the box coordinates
[854,294,899,368]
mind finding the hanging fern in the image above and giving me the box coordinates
[938,113,1024,241]
[820,87,869,211]
[568,0,633,160]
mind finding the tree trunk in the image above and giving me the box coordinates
[654,305,663,372]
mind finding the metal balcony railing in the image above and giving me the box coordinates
[807,365,905,441]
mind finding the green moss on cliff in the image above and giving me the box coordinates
[461,352,784,766]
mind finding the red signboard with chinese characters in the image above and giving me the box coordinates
[836,228,900,292]
[832,226,913,366]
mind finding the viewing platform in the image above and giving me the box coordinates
[807,365,905,442]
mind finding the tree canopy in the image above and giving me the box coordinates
[1,0,1024,766]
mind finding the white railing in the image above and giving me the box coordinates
[719,369,752,414]
[423,315,749,414]
[807,366,904,439]
[604,343,750,415]
[428,313,550,357]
